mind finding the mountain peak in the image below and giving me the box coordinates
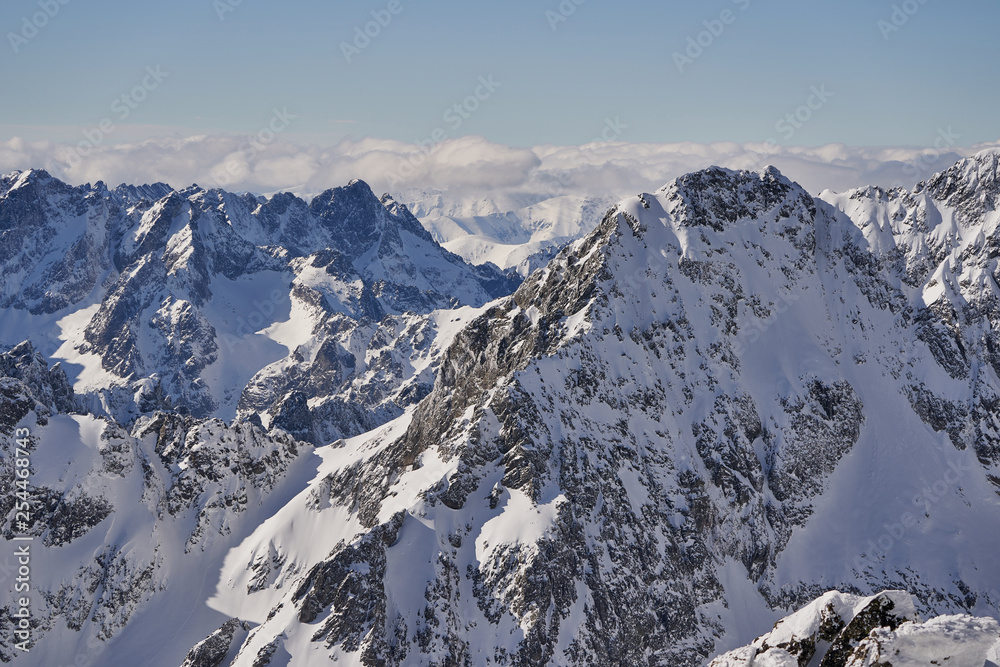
[112,181,174,206]
[919,149,1000,218]
[3,167,57,195]
[14,167,54,181]
[312,178,378,203]
[656,164,811,232]
[308,179,436,250]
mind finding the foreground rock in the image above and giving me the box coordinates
[710,590,1000,667]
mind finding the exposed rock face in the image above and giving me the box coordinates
[181,619,251,667]
[0,341,75,428]
[251,168,849,665]
[237,307,481,445]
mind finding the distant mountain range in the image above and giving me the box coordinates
[1,152,1000,665]
[401,188,617,275]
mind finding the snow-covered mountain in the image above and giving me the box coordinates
[3,153,1000,665]
[0,169,518,439]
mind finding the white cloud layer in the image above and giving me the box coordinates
[1,133,996,202]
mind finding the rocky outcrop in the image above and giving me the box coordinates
[181,619,251,667]
[710,590,1000,667]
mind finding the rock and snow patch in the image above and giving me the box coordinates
[710,590,1000,667]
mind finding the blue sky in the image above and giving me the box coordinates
[1,0,996,149]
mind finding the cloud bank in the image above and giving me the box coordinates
[1,133,995,202]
